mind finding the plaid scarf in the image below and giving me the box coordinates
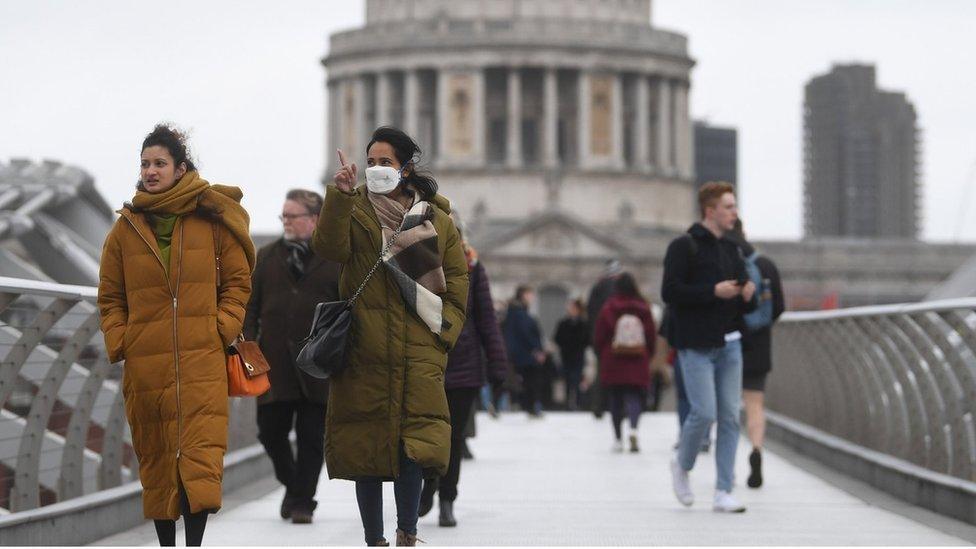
[368,191,449,335]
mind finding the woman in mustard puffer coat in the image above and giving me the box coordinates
[97,124,254,546]
[313,126,468,547]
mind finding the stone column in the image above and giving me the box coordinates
[353,75,368,156]
[507,67,523,168]
[656,77,672,176]
[375,71,391,127]
[577,69,590,169]
[472,67,487,166]
[611,72,624,170]
[635,74,650,172]
[404,69,419,137]
[436,68,450,166]
[326,78,339,176]
[543,67,559,168]
[674,80,694,179]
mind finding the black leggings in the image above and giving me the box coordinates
[608,386,644,440]
[422,387,480,503]
[153,482,209,547]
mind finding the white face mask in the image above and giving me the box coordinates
[365,165,402,195]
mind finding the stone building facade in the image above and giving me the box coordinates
[322,0,699,332]
[320,2,957,335]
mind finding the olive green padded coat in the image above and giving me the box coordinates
[311,185,469,480]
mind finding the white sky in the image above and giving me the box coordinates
[2,0,975,240]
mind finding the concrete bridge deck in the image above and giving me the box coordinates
[96,413,972,546]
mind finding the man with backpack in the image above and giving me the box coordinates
[661,182,756,513]
[726,219,786,489]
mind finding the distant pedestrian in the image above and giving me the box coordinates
[554,299,590,411]
[662,181,755,513]
[586,260,623,417]
[419,219,508,528]
[594,273,656,453]
[726,219,785,489]
[503,286,547,417]
[313,127,469,546]
[243,189,340,524]
[97,124,255,546]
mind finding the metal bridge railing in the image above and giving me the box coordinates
[769,298,976,482]
[0,276,258,514]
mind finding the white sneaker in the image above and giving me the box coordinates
[612,439,624,453]
[713,490,746,513]
[670,453,694,507]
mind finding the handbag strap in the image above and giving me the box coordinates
[348,226,403,306]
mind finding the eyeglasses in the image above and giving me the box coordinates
[279,213,313,222]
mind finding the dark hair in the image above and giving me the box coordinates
[366,126,438,200]
[614,272,645,301]
[514,285,534,304]
[131,124,216,218]
[725,218,755,256]
[142,123,196,172]
[286,188,323,216]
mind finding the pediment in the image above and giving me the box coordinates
[477,211,632,259]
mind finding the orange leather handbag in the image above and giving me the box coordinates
[214,223,271,397]
[226,335,271,397]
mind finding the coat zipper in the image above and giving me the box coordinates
[173,221,184,461]
[121,214,183,463]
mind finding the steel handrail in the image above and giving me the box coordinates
[769,298,976,481]
[0,277,258,513]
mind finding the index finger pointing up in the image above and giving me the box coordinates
[337,149,349,167]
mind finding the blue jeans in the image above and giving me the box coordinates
[355,447,424,545]
[676,340,743,492]
[673,354,690,428]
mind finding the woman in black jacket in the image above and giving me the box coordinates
[727,221,785,490]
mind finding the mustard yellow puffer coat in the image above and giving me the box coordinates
[97,207,251,519]
[312,186,468,480]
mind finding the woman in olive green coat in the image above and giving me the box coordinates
[312,127,468,546]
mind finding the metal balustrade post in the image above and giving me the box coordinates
[876,316,938,468]
[819,321,872,443]
[12,308,101,511]
[0,298,75,409]
[771,298,976,485]
[59,353,114,499]
[896,314,958,474]
[838,318,892,452]
[918,312,975,479]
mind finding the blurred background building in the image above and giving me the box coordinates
[0,2,969,336]
[803,63,920,239]
[322,0,698,333]
[694,121,737,193]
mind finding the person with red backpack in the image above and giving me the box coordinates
[593,272,657,453]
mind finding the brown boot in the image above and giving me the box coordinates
[395,529,418,546]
